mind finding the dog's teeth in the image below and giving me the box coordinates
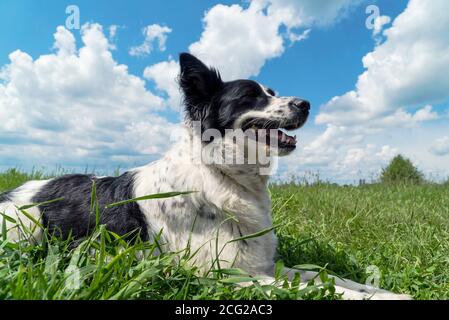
[281,132,287,142]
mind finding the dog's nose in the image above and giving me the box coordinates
[289,99,310,112]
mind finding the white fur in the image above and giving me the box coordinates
[233,84,298,130]
[233,98,296,130]
[0,179,51,241]
[132,127,276,274]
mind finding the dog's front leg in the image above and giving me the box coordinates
[257,266,412,300]
[240,266,412,300]
[247,274,376,300]
[281,267,412,300]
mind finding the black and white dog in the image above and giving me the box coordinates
[0,53,410,300]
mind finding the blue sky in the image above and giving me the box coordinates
[0,0,406,112]
[0,0,448,182]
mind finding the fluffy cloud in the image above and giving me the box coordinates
[283,125,397,179]
[317,0,449,128]
[189,0,362,80]
[266,0,361,28]
[292,0,449,180]
[376,105,439,128]
[7,1,445,183]
[430,137,449,156]
[189,1,285,80]
[0,1,364,173]
[140,0,361,112]
[0,24,176,170]
[129,24,172,57]
[340,145,398,173]
[146,0,362,113]
[372,15,391,36]
[143,60,181,111]
[108,25,123,50]
[278,140,399,183]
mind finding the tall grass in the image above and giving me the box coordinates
[271,182,449,299]
[1,168,448,299]
[0,169,335,300]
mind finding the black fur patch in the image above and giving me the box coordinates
[0,191,11,203]
[198,205,216,220]
[32,172,148,241]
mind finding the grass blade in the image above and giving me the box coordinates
[18,197,64,211]
[228,224,280,243]
[104,191,195,209]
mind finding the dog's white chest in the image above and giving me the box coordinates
[133,152,277,274]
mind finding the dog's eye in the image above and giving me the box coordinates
[266,88,276,96]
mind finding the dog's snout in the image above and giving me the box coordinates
[289,99,310,112]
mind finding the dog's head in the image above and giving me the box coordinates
[179,53,309,157]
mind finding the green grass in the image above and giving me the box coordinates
[1,168,448,300]
[272,182,449,299]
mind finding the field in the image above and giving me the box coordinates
[1,168,448,300]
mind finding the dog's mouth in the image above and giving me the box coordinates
[241,118,305,150]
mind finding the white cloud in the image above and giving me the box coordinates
[129,24,172,57]
[143,59,181,111]
[412,105,439,121]
[188,0,362,80]
[296,0,449,180]
[288,126,396,178]
[430,137,449,156]
[109,25,119,39]
[372,15,391,36]
[53,26,76,55]
[278,141,399,183]
[377,105,439,128]
[0,24,177,170]
[317,0,449,128]
[108,24,123,50]
[141,1,360,111]
[288,28,311,44]
[341,144,398,170]
[266,0,361,28]
[0,0,364,174]
[189,2,285,80]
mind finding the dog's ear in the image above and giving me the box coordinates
[179,53,223,121]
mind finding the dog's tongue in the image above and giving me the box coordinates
[278,130,297,145]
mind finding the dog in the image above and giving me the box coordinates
[0,53,410,300]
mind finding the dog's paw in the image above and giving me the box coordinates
[368,292,413,300]
[338,287,413,300]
